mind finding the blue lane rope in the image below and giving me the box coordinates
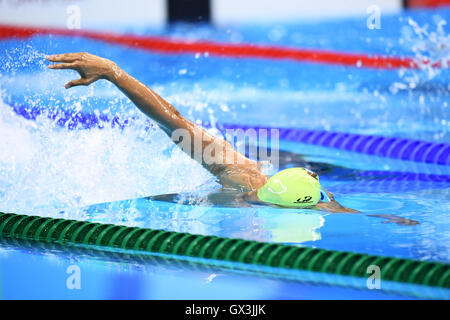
[220,124,450,166]
[9,104,450,166]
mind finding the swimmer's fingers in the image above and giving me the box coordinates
[46,53,80,62]
[65,77,95,89]
[381,217,419,226]
[398,219,420,226]
[48,62,78,70]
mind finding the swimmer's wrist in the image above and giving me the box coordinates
[105,62,124,84]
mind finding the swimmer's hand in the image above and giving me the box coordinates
[46,52,119,89]
[370,214,420,226]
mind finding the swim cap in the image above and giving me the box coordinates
[257,167,321,208]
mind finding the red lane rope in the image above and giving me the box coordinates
[0,24,418,69]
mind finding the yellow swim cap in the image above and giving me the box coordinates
[257,167,321,208]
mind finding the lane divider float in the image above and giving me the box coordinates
[0,24,420,69]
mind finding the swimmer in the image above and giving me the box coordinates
[47,52,418,226]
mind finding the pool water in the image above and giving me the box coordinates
[0,9,449,299]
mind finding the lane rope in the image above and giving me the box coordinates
[221,124,450,166]
[8,104,450,166]
[0,211,448,290]
[0,24,420,69]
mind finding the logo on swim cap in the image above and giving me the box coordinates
[257,168,321,208]
[294,196,313,204]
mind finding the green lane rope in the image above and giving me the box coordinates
[2,236,447,299]
[0,211,449,289]
[0,243,2,300]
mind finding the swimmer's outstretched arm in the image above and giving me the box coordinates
[316,188,419,225]
[47,52,267,190]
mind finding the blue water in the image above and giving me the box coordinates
[0,9,449,299]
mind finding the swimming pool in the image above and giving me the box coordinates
[0,8,449,299]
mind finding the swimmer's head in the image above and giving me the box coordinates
[257,167,322,208]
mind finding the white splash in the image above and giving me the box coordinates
[0,96,217,216]
[392,17,450,93]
